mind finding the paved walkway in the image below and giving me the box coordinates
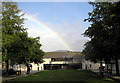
[91,70,120,82]
[2,70,41,82]
[105,74,120,82]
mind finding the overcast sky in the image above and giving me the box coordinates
[17,2,92,52]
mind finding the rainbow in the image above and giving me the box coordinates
[22,12,72,51]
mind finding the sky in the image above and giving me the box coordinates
[17,2,92,52]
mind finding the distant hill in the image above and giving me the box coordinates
[44,50,84,58]
[50,50,81,53]
[50,50,69,52]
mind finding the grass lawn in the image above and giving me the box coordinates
[4,70,116,83]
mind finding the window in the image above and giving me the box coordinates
[51,58,55,61]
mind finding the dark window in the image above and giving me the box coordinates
[51,58,55,61]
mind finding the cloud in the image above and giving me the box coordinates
[55,21,90,51]
[24,13,89,52]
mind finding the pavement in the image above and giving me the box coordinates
[106,74,120,82]
[92,70,120,82]
[2,70,41,82]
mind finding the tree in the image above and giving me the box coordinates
[2,2,44,74]
[104,2,120,75]
[29,37,44,64]
[2,2,25,74]
[83,2,120,75]
[9,33,44,73]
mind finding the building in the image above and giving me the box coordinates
[30,51,100,71]
[40,51,84,70]
[5,51,100,72]
[104,60,120,74]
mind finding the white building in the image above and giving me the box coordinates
[104,60,120,74]
[12,51,100,71]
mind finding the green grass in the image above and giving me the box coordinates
[5,70,116,83]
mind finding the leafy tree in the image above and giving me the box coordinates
[2,2,44,74]
[104,2,120,75]
[83,2,120,75]
[29,37,44,64]
[2,2,25,73]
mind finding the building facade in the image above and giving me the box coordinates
[7,51,100,72]
[104,60,120,74]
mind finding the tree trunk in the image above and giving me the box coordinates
[100,59,104,77]
[20,64,21,75]
[26,64,30,74]
[106,63,109,74]
[100,59,102,67]
[26,64,29,74]
[111,63,112,74]
[5,60,9,76]
[115,58,119,75]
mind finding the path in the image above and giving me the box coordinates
[91,69,120,82]
[2,70,41,82]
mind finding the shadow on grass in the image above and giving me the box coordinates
[2,81,86,83]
